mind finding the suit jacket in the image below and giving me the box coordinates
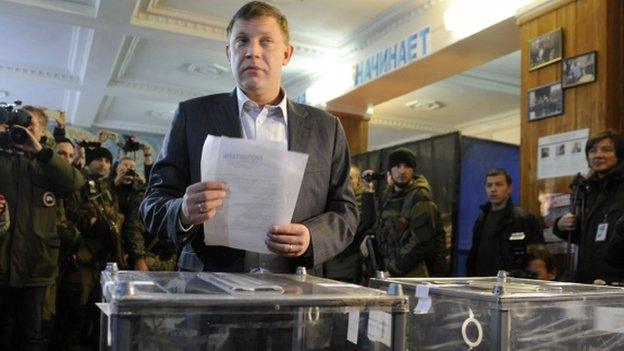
[140,90,358,274]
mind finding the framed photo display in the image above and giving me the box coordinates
[562,51,597,88]
[528,81,564,121]
[529,28,563,71]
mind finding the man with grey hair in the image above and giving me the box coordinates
[141,1,358,274]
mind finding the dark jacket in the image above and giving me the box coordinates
[467,199,543,276]
[140,91,357,274]
[323,186,375,282]
[0,147,85,287]
[111,182,147,264]
[607,215,624,272]
[554,162,624,284]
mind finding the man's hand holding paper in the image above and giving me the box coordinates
[266,224,310,257]
[180,181,228,226]
[200,135,308,256]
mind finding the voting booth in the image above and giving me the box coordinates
[370,273,624,350]
[99,268,409,350]
[351,132,520,276]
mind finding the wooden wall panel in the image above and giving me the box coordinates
[329,110,369,155]
[520,0,623,215]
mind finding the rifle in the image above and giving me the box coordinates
[86,180,128,268]
[364,235,387,276]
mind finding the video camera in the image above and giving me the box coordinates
[120,135,141,153]
[75,140,101,150]
[361,170,385,183]
[0,100,34,146]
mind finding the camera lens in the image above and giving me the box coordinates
[9,127,28,145]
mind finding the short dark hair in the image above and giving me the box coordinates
[226,1,290,44]
[485,168,512,185]
[54,136,74,147]
[527,244,555,273]
[585,130,624,163]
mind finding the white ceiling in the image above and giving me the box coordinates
[374,51,520,126]
[0,0,521,147]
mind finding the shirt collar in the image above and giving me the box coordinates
[236,87,288,124]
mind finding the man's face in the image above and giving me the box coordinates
[226,16,293,99]
[28,115,46,142]
[485,174,512,207]
[54,142,75,165]
[117,158,136,184]
[390,163,414,187]
[349,167,360,190]
[87,157,111,179]
[587,138,618,174]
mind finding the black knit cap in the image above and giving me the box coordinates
[86,146,113,165]
[387,147,417,171]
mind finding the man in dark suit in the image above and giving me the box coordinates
[140,1,358,274]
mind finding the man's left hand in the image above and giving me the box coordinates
[266,224,310,257]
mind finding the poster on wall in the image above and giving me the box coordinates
[537,128,589,179]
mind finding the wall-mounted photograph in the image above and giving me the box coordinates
[562,51,597,88]
[528,81,564,121]
[529,28,563,71]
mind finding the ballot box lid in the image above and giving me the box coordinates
[101,271,409,312]
[370,276,624,303]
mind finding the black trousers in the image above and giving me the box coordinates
[0,285,47,351]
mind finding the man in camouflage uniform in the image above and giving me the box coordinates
[58,146,144,350]
[0,106,84,350]
[371,148,445,277]
[112,157,176,271]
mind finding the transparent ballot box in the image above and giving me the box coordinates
[99,269,408,350]
[370,274,624,351]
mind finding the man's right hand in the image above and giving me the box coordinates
[180,181,228,226]
[12,125,42,154]
[557,213,577,231]
[55,111,66,129]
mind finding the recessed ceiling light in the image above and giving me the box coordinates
[185,63,229,76]
[146,110,175,120]
[405,99,444,111]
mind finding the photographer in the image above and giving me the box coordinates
[116,135,154,179]
[114,158,177,271]
[0,105,84,350]
[112,157,148,271]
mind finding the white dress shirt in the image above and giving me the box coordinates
[236,87,288,149]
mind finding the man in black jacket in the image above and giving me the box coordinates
[555,130,624,284]
[467,169,543,276]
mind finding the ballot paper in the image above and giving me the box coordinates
[201,135,308,254]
